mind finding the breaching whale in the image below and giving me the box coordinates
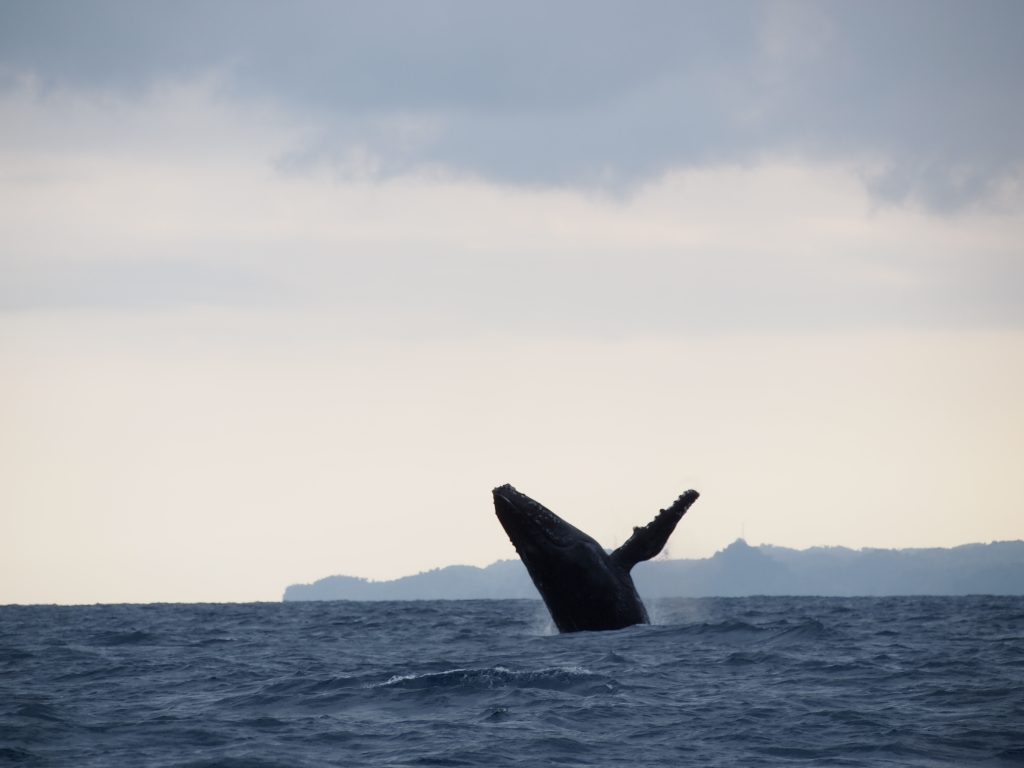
[492,484,700,633]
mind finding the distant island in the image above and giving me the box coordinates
[283,539,1024,601]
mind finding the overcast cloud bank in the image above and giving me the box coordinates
[3,1,1023,209]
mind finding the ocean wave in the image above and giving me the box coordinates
[373,665,616,694]
[760,618,828,645]
[89,629,158,646]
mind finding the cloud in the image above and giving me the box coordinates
[2,70,1022,332]
[1,7,1022,333]
[2,0,1022,209]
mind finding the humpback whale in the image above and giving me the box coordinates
[492,484,699,633]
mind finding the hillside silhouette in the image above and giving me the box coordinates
[283,539,1024,601]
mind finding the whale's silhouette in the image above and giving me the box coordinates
[493,484,699,632]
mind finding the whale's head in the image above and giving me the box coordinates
[493,484,594,553]
[492,484,647,632]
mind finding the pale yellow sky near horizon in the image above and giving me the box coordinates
[3,18,1024,604]
[3,320,1023,604]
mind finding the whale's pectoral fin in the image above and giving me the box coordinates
[610,490,700,572]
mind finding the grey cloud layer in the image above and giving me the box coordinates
[3,0,1022,208]
[3,243,1019,335]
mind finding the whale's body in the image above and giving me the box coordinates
[492,484,699,633]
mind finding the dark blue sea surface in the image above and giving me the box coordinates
[2,596,1022,767]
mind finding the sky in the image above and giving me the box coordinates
[2,1,1023,604]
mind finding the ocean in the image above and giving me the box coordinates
[2,596,1022,767]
